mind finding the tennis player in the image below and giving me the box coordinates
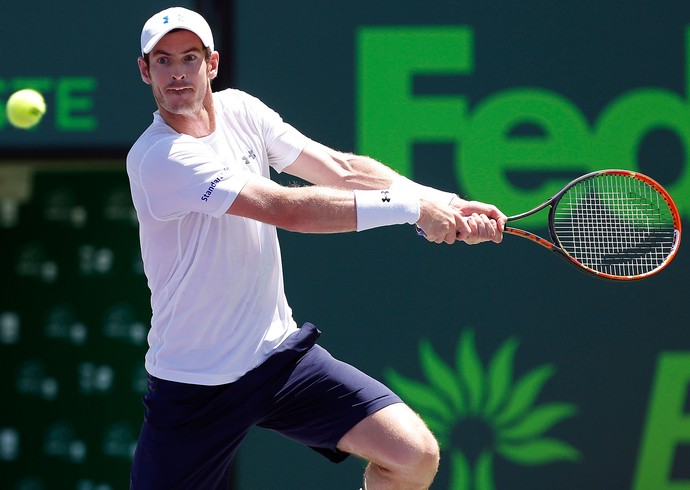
[127,7,506,490]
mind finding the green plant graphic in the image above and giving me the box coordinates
[385,330,580,490]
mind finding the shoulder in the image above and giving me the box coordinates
[214,88,264,107]
[128,130,213,182]
[213,88,278,120]
[127,114,177,169]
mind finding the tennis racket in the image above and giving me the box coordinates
[419,169,682,280]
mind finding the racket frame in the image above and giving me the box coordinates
[504,169,682,280]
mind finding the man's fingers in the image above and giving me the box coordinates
[460,213,504,245]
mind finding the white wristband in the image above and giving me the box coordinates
[354,182,420,232]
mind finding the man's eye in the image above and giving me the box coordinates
[156,57,169,64]
[185,55,198,62]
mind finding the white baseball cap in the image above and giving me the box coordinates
[140,7,215,55]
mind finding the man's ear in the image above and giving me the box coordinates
[208,52,220,80]
[138,57,152,85]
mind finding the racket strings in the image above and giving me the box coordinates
[553,174,677,276]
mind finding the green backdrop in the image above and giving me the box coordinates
[1,1,689,489]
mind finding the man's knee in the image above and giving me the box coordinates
[366,432,439,489]
[390,424,440,483]
[341,403,440,487]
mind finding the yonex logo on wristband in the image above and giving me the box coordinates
[381,190,391,203]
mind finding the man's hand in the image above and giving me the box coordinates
[416,191,507,245]
[451,197,507,244]
[415,192,466,244]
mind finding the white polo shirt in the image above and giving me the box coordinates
[127,88,309,385]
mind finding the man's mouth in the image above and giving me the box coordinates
[167,86,192,93]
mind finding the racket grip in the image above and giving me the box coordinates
[415,225,461,237]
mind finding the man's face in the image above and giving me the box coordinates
[138,30,218,117]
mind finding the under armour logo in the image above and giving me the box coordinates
[242,149,257,165]
[381,190,391,203]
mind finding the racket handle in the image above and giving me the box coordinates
[416,215,485,238]
[415,225,461,237]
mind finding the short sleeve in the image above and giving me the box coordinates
[139,136,251,220]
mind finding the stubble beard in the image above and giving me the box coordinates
[154,85,206,117]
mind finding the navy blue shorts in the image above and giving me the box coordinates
[130,323,401,489]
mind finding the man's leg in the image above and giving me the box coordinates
[337,402,440,490]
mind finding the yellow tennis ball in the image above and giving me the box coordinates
[6,89,46,129]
